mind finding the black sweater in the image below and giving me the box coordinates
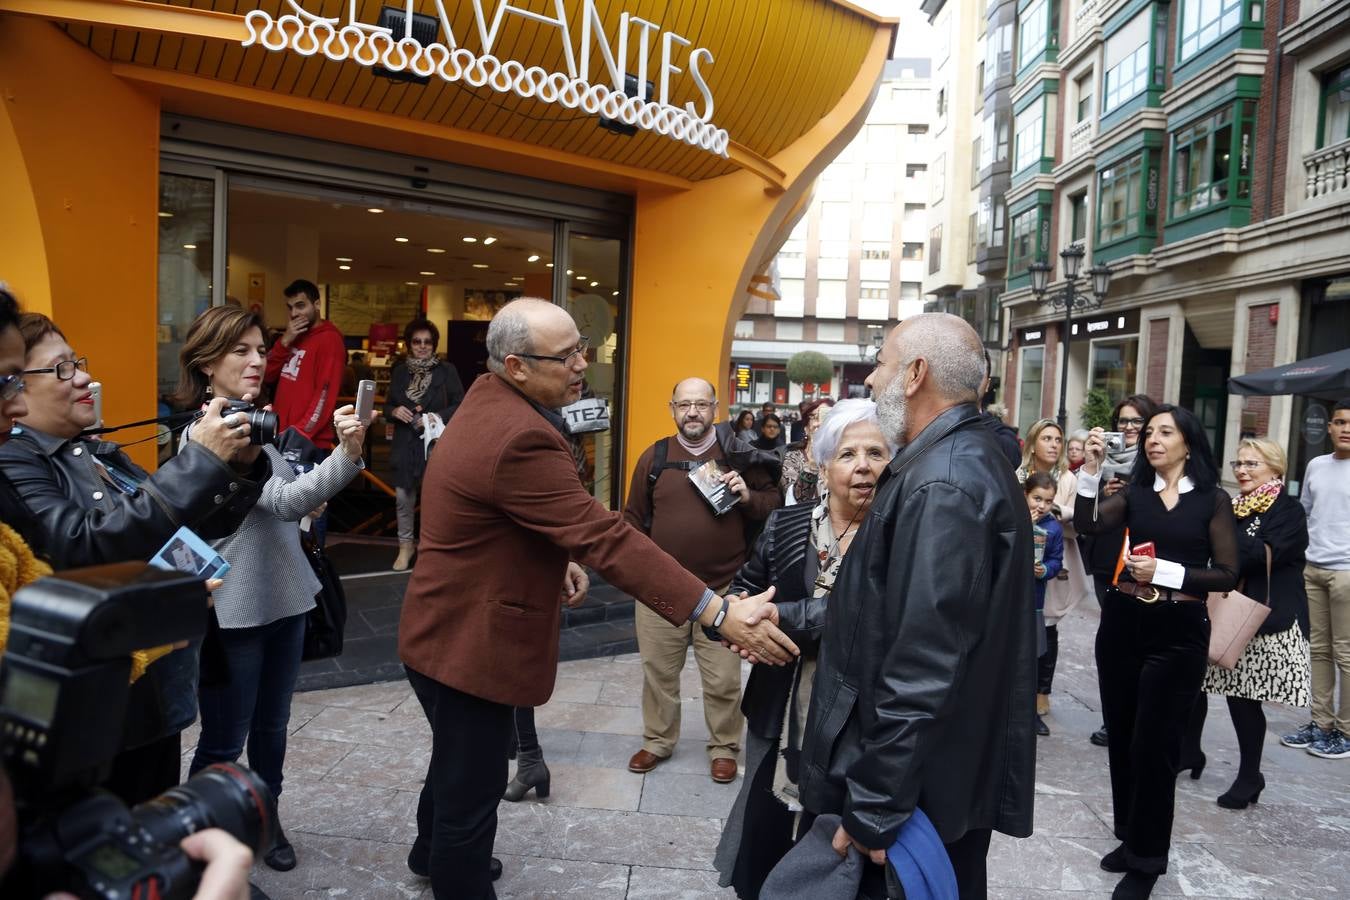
[1234,490,1309,636]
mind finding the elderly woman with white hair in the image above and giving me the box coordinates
[713,398,894,899]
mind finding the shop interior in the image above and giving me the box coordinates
[155,174,625,566]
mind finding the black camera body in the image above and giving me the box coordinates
[197,399,278,446]
[1,563,275,899]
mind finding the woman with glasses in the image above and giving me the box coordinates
[1016,419,1092,733]
[1075,405,1238,899]
[1182,438,1310,809]
[1081,394,1157,747]
[714,399,893,899]
[385,318,464,571]
[751,413,784,451]
[0,312,263,804]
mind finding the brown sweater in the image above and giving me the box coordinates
[623,437,781,589]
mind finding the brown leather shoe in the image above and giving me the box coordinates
[710,758,738,783]
[627,749,667,773]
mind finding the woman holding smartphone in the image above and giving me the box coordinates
[177,306,369,874]
[1074,405,1238,899]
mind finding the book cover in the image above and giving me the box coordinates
[688,460,742,517]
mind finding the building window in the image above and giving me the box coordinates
[976,61,986,96]
[1070,191,1088,242]
[817,279,847,318]
[979,111,1011,170]
[775,320,804,340]
[936,87,948,118]
[1018,346,1045,428]
[985,22,1013,81]
[906,163,928,179]
[1014,99,1045,173]
[1089,337,1140,405]
[991,197,1007,248]
[777,278,805,317]
[901,282,921,302]
[1009,207,1042,278]
[1076,71,1094,122]
[819,201,851,239]
[861,241,892,260]
[1097,152,1144,243]
[859,283,889,320]
[734,319,755,338]
[862,203,894,241]
[1319,65,1350,149]
[1104,43,1149,112]
[1170,100,1256,219]
[1178,0,1243,63]
[903,203,926,228]
[1018,0,1053,71]
[816,322,846,342]
[907,124,929,136]
[902,242,925,260]
[932,154,946,202]
[968,211,979,263]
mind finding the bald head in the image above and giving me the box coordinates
[893,313,985,403]
[487,297,587,407]
[672,377,716,400]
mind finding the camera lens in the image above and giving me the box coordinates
[247,408,278,446]
[131,763,276,856]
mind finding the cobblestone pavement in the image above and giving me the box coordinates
[184,603,1350,898]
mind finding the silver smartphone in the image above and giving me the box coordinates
[85,382,103,432]
[355,379,376,423]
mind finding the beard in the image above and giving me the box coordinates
[876,374,909,448]
[681,419,710,440]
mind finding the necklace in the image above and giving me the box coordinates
[815,502,865,591]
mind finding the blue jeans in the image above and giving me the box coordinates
[190,612,306,799]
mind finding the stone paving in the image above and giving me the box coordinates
[183,602,1350,898]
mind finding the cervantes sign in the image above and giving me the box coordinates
[243,1,729,157]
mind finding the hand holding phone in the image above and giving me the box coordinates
[355,379,376,424]
[1132,541,1156,559]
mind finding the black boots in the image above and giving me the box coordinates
[1217,772,1265,809]
[503,749,551,801]
[1112,871,1159,899]
[264,824,296,871]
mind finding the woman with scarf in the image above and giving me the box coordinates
[1016,419,1093,726]
[713,399,893,899]
[1083,394,1157,747]
[385,319,464,571]
[1182,437,1310,808]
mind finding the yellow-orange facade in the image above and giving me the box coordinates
[1,0,895,488]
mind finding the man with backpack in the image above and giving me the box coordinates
[622,377,782,783]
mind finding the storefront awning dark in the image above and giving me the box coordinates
[1228,348,1350,401]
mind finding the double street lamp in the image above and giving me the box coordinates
[1028,244,1113,430]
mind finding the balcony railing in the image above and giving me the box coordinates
[1068,119,1095,160]
[1305,139,1350,201]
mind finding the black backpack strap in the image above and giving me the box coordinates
[643,437,699,532]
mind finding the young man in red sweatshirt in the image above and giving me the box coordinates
[266,279,347,449]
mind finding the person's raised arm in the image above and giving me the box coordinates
[1074,427,1127,535]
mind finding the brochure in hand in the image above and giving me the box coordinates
[150,525,231,580]
[688,459,742,517]
[1033,524,1047,565]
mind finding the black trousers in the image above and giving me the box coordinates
[1037,623,1059,695]
[406,667,514,900]
[1096,588,1209,873]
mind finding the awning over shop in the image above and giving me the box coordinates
[1229,348,1350,401]
[731,339,869,365]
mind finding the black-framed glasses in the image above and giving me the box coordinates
[672,400,715,412]
[23,357,88,381]
[0,374,26,401]
[1116,416,1146,427]
[515,337,589,367]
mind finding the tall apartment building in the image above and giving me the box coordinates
[927,0,1349,483]
[729,55,935,410]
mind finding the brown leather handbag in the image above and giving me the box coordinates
[1206,545,1272,669]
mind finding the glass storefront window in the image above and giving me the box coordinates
[157,173,216,406]
[566,232,624,509]
[1089,337,1140,405]
[1018,346,1045,429]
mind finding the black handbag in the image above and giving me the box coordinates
[300,531,348,661]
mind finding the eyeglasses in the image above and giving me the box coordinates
[672,400,715,412]
[514,336,589,367]
[409,338,435,346]
[1229,460,1264,471]
[0,374,26,401]
[23,357,88,381]
[1116,416,1146,427]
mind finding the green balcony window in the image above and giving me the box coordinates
[1098,152,1144,243]
[1170,101,1256,220]
[1010,206,1043,276]
[1179,0,1243,63]
[1320,65,1350,149]
[1014,100,1045,173]
[1018,0,1052,71]
[1104,43,1149,113]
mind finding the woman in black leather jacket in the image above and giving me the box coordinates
[713,399,892,899]
[0,313,266,803]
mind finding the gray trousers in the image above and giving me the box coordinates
[396,485,418,543]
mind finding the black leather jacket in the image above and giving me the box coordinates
[0,425,265,569]
[797,404,1037,848]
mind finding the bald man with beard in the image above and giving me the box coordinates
[794,314,1036,899]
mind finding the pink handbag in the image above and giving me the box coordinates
[1206,546,1272,670]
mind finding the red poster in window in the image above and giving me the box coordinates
[774,388,787,404]
[368,323,398,358]
[802,382,816,394]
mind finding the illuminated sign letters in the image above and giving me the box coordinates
[243,1,728,157]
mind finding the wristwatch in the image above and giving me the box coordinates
[712,597,729,629]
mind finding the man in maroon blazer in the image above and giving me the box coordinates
[398,298,797,899]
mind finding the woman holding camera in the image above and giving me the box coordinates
[1075,405,1238,899]
[178,306,369,873]
[384,318,463,571]
[0,312,266,804]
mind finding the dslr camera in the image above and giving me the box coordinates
[1102,431,1126,453]
[196,399,278,446]
[0,563,276,899]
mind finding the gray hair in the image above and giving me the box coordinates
[1068,429,1090,445]
[812,398,895,468]
[484,301,537,376]
[897,313,985,402]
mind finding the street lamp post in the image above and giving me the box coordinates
[857,324,884,362]
[1028,245,1113,430]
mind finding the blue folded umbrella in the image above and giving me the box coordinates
[885,807,958,900]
